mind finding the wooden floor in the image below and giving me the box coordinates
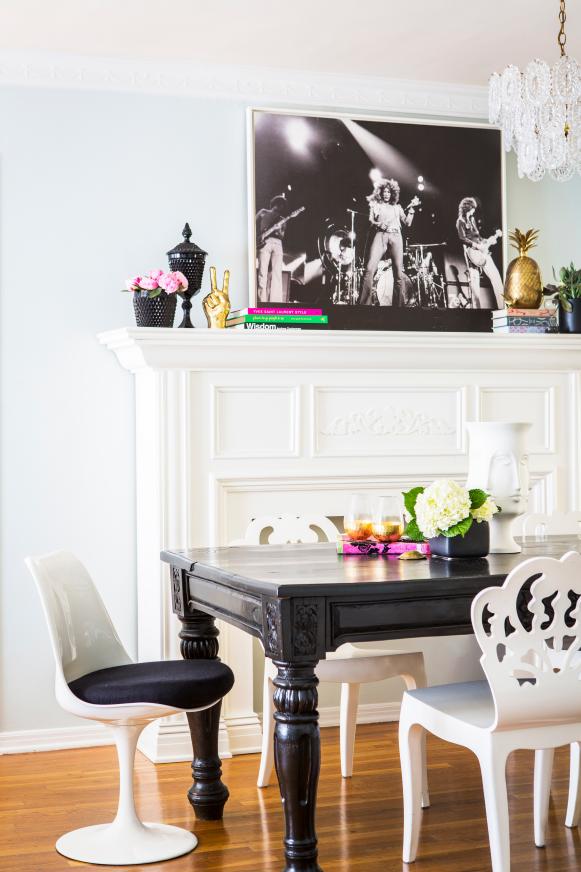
[1,723,581,871]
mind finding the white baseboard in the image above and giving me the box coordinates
[224,714,263,755]
[0,724,112,755]
[137,713,233,763]
[318,700,401,728]
[0,702,399,757]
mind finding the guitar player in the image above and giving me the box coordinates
[456,196,504,308]
[255,194,288,303]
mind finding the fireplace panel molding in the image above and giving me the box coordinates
[100,327,581,762]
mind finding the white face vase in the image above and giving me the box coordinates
[466,422,531,553]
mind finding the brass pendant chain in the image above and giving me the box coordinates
[558,0,567,57]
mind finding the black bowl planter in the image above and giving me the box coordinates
[429,521,489,559]
[559,299,581,334]
[133,292,177,328]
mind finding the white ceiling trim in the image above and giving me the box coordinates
[0,50,488,118]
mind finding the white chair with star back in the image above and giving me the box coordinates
[26,551,234,866]
[236,513,429,801]
[399,551,581,872]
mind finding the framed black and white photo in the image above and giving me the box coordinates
[247,108,506,331]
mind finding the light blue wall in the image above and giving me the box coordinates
[0,84,579,734]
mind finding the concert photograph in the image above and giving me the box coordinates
[249,108,505,331]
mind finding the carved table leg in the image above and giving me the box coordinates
[179,609,229,820]
[274,661,323,872]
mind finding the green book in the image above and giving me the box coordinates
[227,314,328,325]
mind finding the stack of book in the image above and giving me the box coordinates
[492,307,558,334]
[337,536,431,556]
[226,307,328,330]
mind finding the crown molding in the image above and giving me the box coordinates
[0,49,488,117]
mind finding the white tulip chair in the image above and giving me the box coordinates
[234,514,428,801]
[399,551,581,872]
[26,551,234,866]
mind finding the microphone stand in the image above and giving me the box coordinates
[346,208,357,305]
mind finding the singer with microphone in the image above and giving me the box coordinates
[359,179,418,306]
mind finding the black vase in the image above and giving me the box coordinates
[429,521,489,559]
[559,299,581,334]
[133,292,177,328]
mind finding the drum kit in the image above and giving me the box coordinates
[318,212,448,308]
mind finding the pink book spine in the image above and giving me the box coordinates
[248,308,322,316]
[337,538,431,556]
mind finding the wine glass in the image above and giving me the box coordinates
[344,493,373,541]
[372,495,404,543]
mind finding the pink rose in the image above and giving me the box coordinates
[172,271,188,290]
[125,275,142,291]
[139,277,159,291]
[159,273,179,294]
[159,270,188,293]
[148,268,164,281]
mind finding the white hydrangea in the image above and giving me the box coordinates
[415,479,472,539]
[471,496,499,523]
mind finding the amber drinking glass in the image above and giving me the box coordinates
[344,494,374,541]
[372,495,404,543]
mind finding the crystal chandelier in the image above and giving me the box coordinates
[489,0,580,181]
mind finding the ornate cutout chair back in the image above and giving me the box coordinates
[515,511,581,540]
[472,551,581,730]
[238,514,339,545]
[26,550,132,686]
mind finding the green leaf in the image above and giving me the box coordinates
[149,288,162,299]
[469,488,488,510]
[404,518,424,542]
[402,487,424,519]
[441,516,473,538]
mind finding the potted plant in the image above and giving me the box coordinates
[123,269,188,327]
[403,479,499,559]
[546,263,581,334]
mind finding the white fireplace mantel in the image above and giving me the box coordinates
[100,327,581,373]
[100,326,581,762]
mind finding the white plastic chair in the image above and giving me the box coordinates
[26,551,234,866]
[516,511,581,832]
[399,550,581,872]
[515,511,581,541]
[235,514,428,799]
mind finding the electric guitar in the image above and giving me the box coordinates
[258,207,305,246]
[466,229,502,268]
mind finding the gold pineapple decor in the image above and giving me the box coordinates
[503,228,543,308]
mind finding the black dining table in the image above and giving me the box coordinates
[161,535,580,872]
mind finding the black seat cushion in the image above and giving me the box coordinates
[69,659,234,710]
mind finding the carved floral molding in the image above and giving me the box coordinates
[320,406,455,439]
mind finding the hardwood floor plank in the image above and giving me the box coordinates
[0,724,580,871]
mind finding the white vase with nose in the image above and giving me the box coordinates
[466,422,531,553]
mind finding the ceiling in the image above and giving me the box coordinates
[0,0,578,86]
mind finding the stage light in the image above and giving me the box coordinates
[369,168,382,183]
[286,118,311,154]
[418,175,424,182]
[418,183,425,191]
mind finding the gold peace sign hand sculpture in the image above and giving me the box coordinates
[203,267,231,328]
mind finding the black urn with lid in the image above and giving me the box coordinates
[167,223,208,328]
